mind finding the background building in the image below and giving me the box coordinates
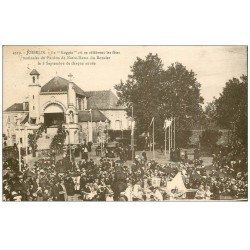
[3,70,131,150]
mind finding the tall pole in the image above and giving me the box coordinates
[153,117,155,160]
[164,128,167,156]
[18,122,21,172]
[105,119,109,143]
[25,126,28,164]
[89,109,93,142]
[68,124,72,162]
[131,106,134,162]
[168,126,171,155]
[173,117,176,150]
[121,120,123,139]
[18,142,21,172]
[170,121,172,149]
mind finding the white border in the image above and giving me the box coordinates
[0,1,249,250]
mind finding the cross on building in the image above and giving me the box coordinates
[68,73,73,81]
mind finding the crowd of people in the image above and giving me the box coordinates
[2,142,248,201]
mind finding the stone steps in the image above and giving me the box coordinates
[37,130,57,150]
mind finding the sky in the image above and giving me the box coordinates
[3,45,247,110]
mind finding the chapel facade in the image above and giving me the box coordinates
[3,70,131,149]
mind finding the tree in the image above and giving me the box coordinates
[115,54,204,145]
[203,99,218,129]
[50,124,67,154]
[160,63,204,130]
[200,129,222,152]
[28,126,43,157]
[213,75,247,145]
[115,53,165,142]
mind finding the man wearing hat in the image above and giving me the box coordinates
[58,179,67,201]
[81,140,89,161]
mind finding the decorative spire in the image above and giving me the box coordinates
[68,73,73,81]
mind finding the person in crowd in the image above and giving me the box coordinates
[150,186,163,201]
[2,141,247,201]
[169,189,177,201]
[58,179,67,201]
[195,185,205,200]
[132,180,143,201]
[81,140,89,161]
[141,150,147,164]
[65,174,75,201]
[204,186,212,200]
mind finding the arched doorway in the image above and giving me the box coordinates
[44,103,65,127]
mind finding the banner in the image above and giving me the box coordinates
[149,117,154,128]
[163,118,172,130]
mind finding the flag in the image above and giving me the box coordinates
[163,118,173,130]
[149,117,154,128]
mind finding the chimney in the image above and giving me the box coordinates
[23,101,29,111]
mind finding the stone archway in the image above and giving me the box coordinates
[42,102,65,127]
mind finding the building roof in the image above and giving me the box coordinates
[4,102,29,112]
[86,90,126,110]
[30,69,40,75]
[41,76,88,96]
[78,110,109,122]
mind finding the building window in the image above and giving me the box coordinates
[33,76,35,83]
[20,138,23,144]
[13,115,18,124]
[33,95,34,99]
[76,97,78,109]
[81,99,84,110]
[115,120,122,130]
[78,98,82,110]
[33,106,35,110]
[12,135,16,144]
[30,118,36,124]
[84,97,87,110]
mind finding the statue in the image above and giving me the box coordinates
[69,111,74,123]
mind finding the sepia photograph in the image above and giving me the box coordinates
[2,45,248,201]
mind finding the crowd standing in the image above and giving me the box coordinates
[3,142,247,201]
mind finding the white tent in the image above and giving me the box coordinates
[167,172,187,193]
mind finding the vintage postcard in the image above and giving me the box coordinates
[2,45,248,201]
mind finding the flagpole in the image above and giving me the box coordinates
[173,117,176,149]
[164,126,167,157]
[170,120,172,149]
[131,106,134,162]
[168,125,171,156]
[153,117,155,160]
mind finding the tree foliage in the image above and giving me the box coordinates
[50,124,67,154]
[28,126,43,157]
[200,129,222,151]
[115,53,204,145]
[213,75,247,145]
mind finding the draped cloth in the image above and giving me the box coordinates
[167,172,187,193]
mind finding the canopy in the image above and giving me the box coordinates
[167,172,187,193]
